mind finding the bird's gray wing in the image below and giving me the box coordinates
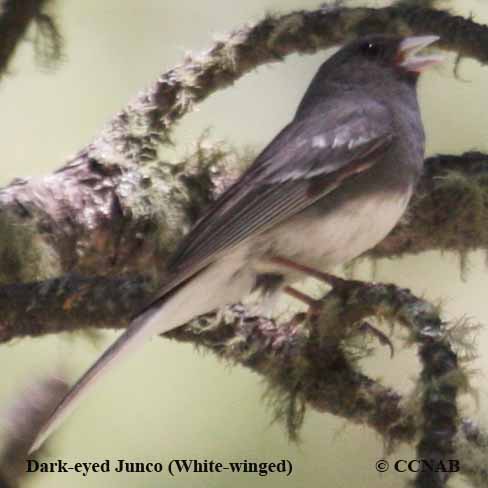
[168,99,394,278]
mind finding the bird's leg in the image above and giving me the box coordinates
[358,321,395,358]
[284,288,394,356]
[283,285,322,319]
[274,256,350,323]
[278,258,393,355]
[269,256,347,290]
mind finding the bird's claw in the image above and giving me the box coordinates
[358,321,395,358]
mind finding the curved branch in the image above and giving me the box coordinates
[73,3,488,172]
[4,276,476,484]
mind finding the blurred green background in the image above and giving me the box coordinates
[1,0,487,487]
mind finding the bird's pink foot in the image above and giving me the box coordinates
[284,285,322,319]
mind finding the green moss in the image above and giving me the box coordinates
[430,170,488,277]
[0,212,62,284]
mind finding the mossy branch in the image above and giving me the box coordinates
[1,277,478,485]
[1,147,488,343]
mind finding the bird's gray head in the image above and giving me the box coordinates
[297,34,442,114]
[326,35,441,84]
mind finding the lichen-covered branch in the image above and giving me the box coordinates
[88,0,488,174]
[373,151,488,259]
[169,279,471,486]
[457,420,488,487]
[2,277,475,485]
[1,148,488,343]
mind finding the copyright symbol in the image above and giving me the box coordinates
[376,460,389,472]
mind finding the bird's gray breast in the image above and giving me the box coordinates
[251,170,414,279]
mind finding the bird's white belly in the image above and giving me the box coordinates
[253,187,412,275]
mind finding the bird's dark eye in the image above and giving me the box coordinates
[360,41,381,58]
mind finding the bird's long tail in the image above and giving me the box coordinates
[28,295,174,454]
[28,250,251,453]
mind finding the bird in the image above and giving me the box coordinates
[29,34,443,453]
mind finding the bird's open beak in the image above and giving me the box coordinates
[396,35,443,72]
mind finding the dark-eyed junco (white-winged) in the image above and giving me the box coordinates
[29,34,442,452]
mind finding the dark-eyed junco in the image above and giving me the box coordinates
[30,34,442,452]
